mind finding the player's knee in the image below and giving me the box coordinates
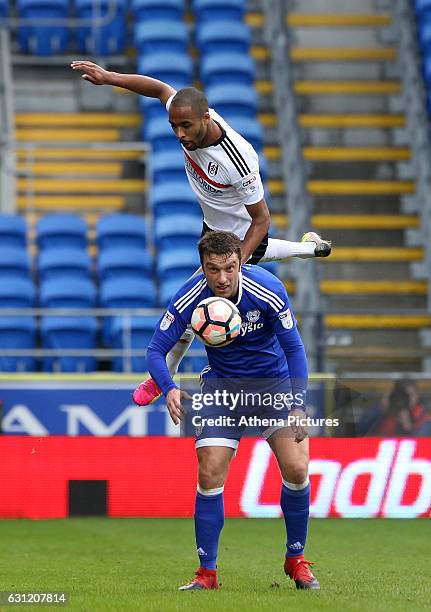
[198,465,226,489]
[282,465,308,485]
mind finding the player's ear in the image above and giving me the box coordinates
[203,110,211,123]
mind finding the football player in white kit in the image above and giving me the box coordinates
[70,61,332,404]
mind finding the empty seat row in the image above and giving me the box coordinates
[0,213,148,251]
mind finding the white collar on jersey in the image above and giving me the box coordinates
[233,271,243,306]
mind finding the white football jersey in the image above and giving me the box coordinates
[166,95,264,240]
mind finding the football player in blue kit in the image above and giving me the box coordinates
[146,230,320,591]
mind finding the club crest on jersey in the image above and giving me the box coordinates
[207,161,219,176]
[246,309,261,323]
[278,308,293,329]
[160,310,175,331]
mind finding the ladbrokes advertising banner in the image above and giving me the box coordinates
[0,437,429,519]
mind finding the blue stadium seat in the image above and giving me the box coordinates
[134,20,188,55]
[97,214,147,250]
[152,150,186,184]
[0,317,36,372]
[41,316,97,372]
[38,248,91,282]
[206,83,258,118]
[196,21,250,55]
[37,214,87,251]
[200,52,255,87]
[97,247,153,281]
[193,0,244,23]
[0,277,35,308]
[417,20,431,54]
[415,0,431,18]
[0,247,31,279]
[157,247,200,279]
[159,275,195,306]
[139,81,189,121]
[138,53,193,92]
[223,115,263,151]
[0,0,8,19]
[145,116,180,152]
[151,182,200,218]
[76,0,127,56]
[155,214,202,249]
[17,0,69,56]
[110,315,160,372]
[40,278,96,308]
[0,215,27,249]
[132,0,184,22]
[100,277,157,343]
[100,277,156,308]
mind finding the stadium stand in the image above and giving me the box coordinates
[40,316,97,372]
[0,215,27,248]
[200,53,255,87]
[0,247,31,278]
[144,116,181,151]
[36,214,87,251]
[0,0,7,19]
[1,0,428,374]
[205,84,258,117]
[151,151,188,185]
[196,21,250,54]
[96,214,147,251]
[17,0,69,55]
[97,247,153,281]
[110,315,160,372]
[137,53,193,92]
[39,277,96,308]
[193,0,245,24]
[157,248,200,280]
[151,182,200,218]
[134,20,189,55]
[131,0,184,22]
[0,277,35,308]
[0,316,36,372]
[37,248,92,281]
[154,214,202,249]
[75,0,127,56]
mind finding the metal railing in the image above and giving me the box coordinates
[0,308,330,373]
[0,28,16,214]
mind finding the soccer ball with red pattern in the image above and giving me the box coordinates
[191,297,242,347]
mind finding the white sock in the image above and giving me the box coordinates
[260,238,316,262]
[166,327,194,376]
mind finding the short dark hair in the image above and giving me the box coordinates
[198,231,242,265]
[171,87,208,116]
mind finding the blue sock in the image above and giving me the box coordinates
[280,482,310,557]
[194,490,224,570]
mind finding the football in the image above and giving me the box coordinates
[191,297,242,347]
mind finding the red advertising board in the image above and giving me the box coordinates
[0,437,430,519]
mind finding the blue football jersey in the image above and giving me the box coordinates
[147,265,308,398]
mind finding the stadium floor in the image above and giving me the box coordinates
[0,518,428,611]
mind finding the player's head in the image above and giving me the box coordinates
[169,87,210,150]
[198,231,242,299]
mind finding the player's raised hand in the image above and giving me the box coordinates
[166,388,191,425]
[70,60,112,85]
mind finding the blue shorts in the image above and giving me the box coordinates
[192,377,292,451]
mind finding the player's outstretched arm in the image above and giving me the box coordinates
[70,60,176,105]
